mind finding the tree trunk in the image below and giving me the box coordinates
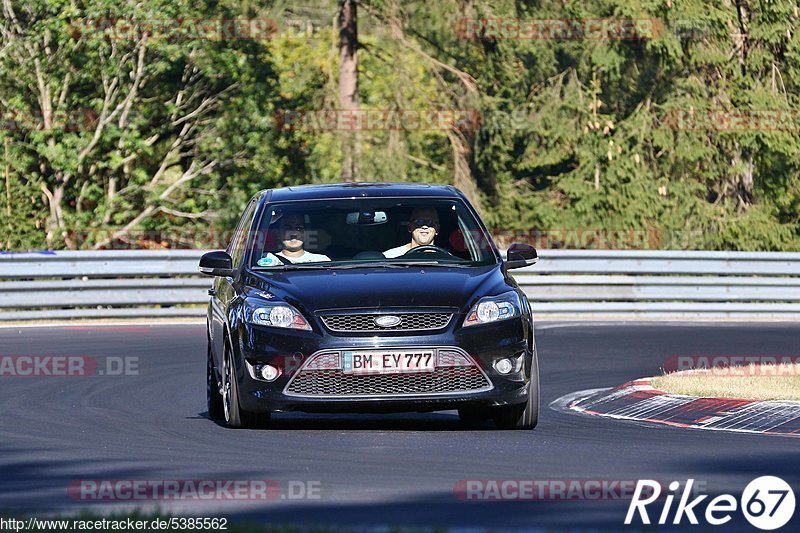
[4,137,10,250]
[338,0,358,182]
[447,127,482,216]
[734,149,754,207]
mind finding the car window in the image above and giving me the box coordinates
[228,199,258,269]
[250,197,497,269]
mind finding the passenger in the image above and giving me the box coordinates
[258,213,331,265]
[383,207,440,258]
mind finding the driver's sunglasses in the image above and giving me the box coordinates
[410,218,438,228]
[281,224,306,231]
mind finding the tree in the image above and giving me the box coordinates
[338,0,358,181]
[0,0,284,249]
[1,0,798,251]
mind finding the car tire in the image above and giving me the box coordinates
[492,347,540,430]
[222,346,271,429]
[207,341,225,421]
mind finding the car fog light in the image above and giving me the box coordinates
[259,364,281,381]
[493,358,514,374]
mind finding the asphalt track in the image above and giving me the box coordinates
[1,322,799,531]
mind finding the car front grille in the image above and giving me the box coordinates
[319,312,452,333]
[283,348,491,397]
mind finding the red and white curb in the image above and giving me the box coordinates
[551,377,800,437]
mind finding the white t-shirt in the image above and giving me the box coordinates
[279,251,330,263]
[382,244,411,258]
[257,251,331,266]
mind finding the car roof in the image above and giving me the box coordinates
[261,182,464,202]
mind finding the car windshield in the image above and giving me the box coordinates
[248,197,497,269]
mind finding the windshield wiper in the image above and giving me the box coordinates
[252,262,405,270]
[291,262,412,269]
[254,261,472,270]
[379,261,472,268]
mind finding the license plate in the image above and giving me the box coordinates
[342,350,435,375]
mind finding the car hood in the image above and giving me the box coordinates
[246,265,509,314]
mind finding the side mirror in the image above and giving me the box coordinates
[505,243,538,270]
[199,251,236,277]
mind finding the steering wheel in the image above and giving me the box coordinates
[402,245,455,257]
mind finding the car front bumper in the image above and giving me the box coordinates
[232,317,533,414]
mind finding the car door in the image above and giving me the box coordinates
[210,196,260,368]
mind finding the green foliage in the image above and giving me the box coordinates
[1,0,798,250]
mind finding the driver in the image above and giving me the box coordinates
[258,213,331,265]
[383,207,440,258]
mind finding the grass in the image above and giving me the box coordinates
[651,363,800,401]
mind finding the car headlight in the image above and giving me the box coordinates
[245,300,311,330]
[464,292,522,327]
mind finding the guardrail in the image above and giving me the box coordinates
[0,251,206,321]
[1,249,799,320]
[514,250,800,318]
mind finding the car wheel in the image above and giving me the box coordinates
[207,341,224,420]
[221,346,270,429]
[492,347,540,430]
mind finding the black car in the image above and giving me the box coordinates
[200,183,539,429]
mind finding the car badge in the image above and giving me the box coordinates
[375,315,402,328]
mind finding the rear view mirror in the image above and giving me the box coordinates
[346,210,387,225]
[199,251,236,277]
[505,243,538,269]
